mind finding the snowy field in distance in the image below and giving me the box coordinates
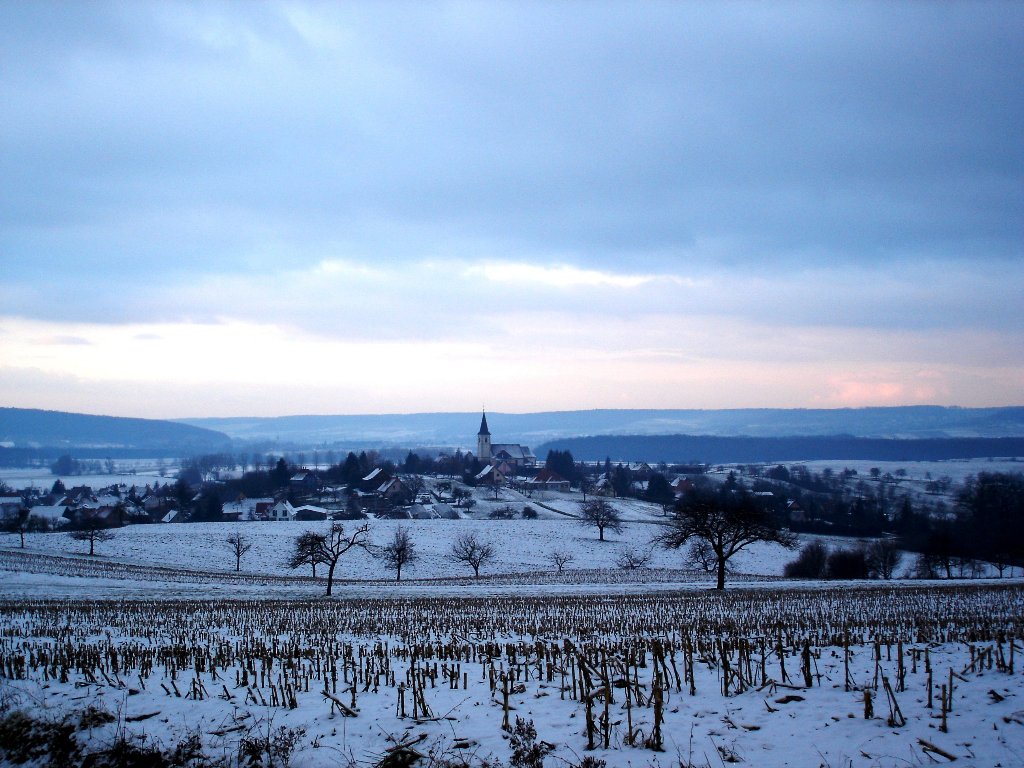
[0,459,179,492]
[0,516,801,589]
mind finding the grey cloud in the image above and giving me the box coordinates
[0,1,1020,337]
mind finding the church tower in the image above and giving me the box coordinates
[476,410,492,463]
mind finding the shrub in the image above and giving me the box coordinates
[783,541,828,578]
[864,539,903,579]
[826,547,869,579]
[488,505,517,520]
[509,717,553,768]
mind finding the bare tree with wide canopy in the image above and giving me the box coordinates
[657,487,797,589]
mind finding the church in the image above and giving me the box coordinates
[475,411,537,471]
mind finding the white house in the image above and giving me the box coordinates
[25,505,69,529]
[269,501,295,521]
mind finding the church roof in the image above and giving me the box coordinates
[492,443,528,460]
[478,410,490,436]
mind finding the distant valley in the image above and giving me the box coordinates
[2,406,1023,464]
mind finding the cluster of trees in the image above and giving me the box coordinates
[899,472,1024,578]
[544,450,583,484]
[784,539,902,580]
[49,455,118,476]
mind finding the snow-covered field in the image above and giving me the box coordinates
[1,583,1021,768]
[1,516,802,593]
[0,461,177,492]
[2,483,1023,767]
[2,466,1024,765]
[793,458,1024,485]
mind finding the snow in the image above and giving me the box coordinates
[0,571,1021,768]
[2,475,1023,767]
[0,463,177,492]
[0,516,799,587]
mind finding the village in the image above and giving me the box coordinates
[0,412,695,533]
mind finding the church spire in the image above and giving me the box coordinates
[477,409,491,436]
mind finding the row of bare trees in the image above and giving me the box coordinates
[285,526,497,592]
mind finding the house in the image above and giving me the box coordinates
[222,497,274,521]
[787,499,806,524]
[24,504,69,529]
[672,478,695,498]
[524,468,571,493]
[432,502,461,520]
[376,477,405,500]
[269,501,295,521]
[293,505,328,521]
[290,472,319,495]
[359,467,395,495]
[377,507,413,520]
[474,463,506,486]
[0,496,24,520]
[627,462,654,480]
[594,475,617,497]
[410,504,433,520]
[475,412,536,471]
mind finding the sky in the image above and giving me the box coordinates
[1,1,1022,419]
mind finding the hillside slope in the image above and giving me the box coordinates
[180,406,1024,446]
[0,408,231,452]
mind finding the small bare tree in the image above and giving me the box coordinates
[403,475,426,502]
[615,548,653,570]
[381,526,417,581]
[3,509,30,548]
[288,531,326,578]
[287,523,372,595]
[578,498,624,541]
[450,531,495,579]
[69,511,115,556]
[580,478,593,502]
[549,549,575,573]
[226,530,252,572]
[319,522,372,596]
[865,538,903,580]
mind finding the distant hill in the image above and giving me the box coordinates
[0,408,231,453]
[536,434,1024,464]
[179,406,1024,448]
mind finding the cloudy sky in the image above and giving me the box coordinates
[1,1,1021,418]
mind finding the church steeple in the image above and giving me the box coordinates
[476,410,492,462]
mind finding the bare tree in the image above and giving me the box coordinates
[549,549,575,573]
[226,530,253,572]
[288,530,327,578]
[3,509,30,548]
[865,538,903,580]
[68,511,115,556]
[686,537,718,575]
[403,475,426,503]
[579,478,592,502]
[321,522,372,595]
[449,532,495,579]
[578,498,624,541]
[289,522,371,596]
[656,488,797,590]
[615,548,653,570]
[381,526,417,581]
